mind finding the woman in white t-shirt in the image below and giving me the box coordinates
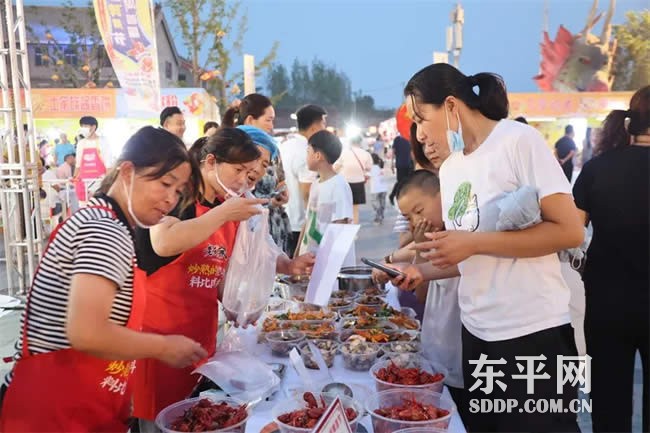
[397,63,584,433]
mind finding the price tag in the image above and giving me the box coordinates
[312,396,353,433]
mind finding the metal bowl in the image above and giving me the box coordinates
[338,266,384,294]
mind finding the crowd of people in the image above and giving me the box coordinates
[0,63,647,433]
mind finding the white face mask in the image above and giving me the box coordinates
[214,164,246,199]
[79,127,91,138]
[123,171,160,229]
[445,110,465,153]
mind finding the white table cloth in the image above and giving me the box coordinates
[243,284,467,433]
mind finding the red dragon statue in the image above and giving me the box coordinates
[534,0,617,92]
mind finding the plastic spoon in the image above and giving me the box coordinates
[305,341,353,398]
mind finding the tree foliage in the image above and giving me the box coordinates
[165,0,278,113]
[266,58,393,123]
[612,10,650,91]
[267,58,352,111]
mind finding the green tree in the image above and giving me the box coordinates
[165,0,278,113]
[612,10,650,91]
[266,63,292,107]
[27,1,111,88]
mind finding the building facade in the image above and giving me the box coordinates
[25,5,195,89]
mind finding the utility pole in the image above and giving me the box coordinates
[446,3,465,68]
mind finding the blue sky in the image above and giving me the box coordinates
[26,0,648,108]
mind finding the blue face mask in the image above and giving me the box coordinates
[445,110,465,152]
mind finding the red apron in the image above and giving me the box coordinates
[132,201,239,420]
[0,206,144,433]
[75,146,107,202]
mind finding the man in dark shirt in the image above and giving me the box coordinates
[554,125,577,182]
[392,134,414,182]
[388,134,415,205]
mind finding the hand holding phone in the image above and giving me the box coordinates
[361,257,405,279]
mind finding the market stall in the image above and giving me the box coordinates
[26,87,219,153]
[156,279,467,433]
[509,91,633,159]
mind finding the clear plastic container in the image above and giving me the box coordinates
[394,426,449,433]
[370,354,446,393]
[330,289,359,300]
[354,295,388,310]
[340,340,380,371]
[155,396,249,433]
[366,389,456,433]
[265,330,306,357]
[299,339,339,369]
[272,392,363,433]
[383,341,423,357]
[328,298,355,314]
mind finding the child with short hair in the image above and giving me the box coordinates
[393,170,467,423]
[298,130,353,255]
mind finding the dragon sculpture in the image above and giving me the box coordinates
[534,0,617,92]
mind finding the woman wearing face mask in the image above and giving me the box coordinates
[234,125,316,288]
[223,94,293,253]
[0,127,207,432]
[132,128,314,425]
[397,64,584,432]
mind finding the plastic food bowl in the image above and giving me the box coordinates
[155,395,250,433]
[370,354,446,393]
[299,339,339,369]
[366,389,456,433]
[272,392,364,433]
[340,340,380,371]
[265,330,306,357]
[383,341,423,357]
[394,427,449,433]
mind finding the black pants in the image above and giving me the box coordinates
[584,282,649,433]
[462,324,581,433]
[287,231,301,259]
[448,385,470,427]
[562,162,574,183]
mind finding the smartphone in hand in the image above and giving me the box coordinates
[361,257,405,279]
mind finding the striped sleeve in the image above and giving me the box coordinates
[72,219,133,288]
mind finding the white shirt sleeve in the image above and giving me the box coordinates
[512,126,572,199]
[296,147,316,184]
[333,177,354,221]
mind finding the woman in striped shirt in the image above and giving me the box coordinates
[0,126,208,432]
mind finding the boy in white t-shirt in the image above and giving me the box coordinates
[394,170,467,423]
[298,130,353,255]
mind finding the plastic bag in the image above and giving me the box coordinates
[497,186,589,270]
[193,350,280,402]
[222,208,282,327]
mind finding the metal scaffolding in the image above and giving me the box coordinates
[0,0,43,296]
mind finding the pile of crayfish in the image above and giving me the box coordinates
[277,392,358,428]
[375,395,450,421]
[375,361,444,385]
[169,398,247,432]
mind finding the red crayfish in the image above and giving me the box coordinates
[375,361,444,385]
[375,395,450,421]
[277,392,358,428]
[170,398,247,432]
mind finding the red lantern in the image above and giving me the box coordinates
[395,103,412,141]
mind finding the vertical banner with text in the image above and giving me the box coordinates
[93,0,161,114]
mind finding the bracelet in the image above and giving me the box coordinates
[384,253,393,264]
